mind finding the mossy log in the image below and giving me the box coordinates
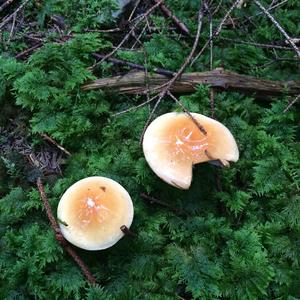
[82,68,300,98]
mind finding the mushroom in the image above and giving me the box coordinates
[57,176,134,250]
[143,112,239,189]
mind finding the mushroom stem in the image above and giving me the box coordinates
[205,150,227,167]
[120,225,137,237]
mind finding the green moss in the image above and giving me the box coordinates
[1,0,300,299]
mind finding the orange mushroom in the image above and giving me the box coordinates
[143,112,239,189]
[57,176,134,250]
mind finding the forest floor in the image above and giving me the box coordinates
[0,0,300,299]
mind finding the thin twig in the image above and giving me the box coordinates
[209,14,213,70]
[40,133,71,156]
[253,0,300,59]
[153,0,190,35]
[212,0,223,16]
[139,96,163,145]
[191,0,241,66]
[113,94,159,117]
[162,3,204,88]
[142,44,152,110]
[128,0,141,21]
[0,0,15,13]
[141,193,189,216]
[90,0,164,70]
[248,0,288,20]
[218,37,293,51]
[36,178,97,285]
[36,177,59,230]
[167,91,207,135]
[84,28,121,33]
[256,57,299,69]
[7,12,16,44]
[210,88,215,119]
[225,0,288,26]
[91,53,175,77]
[139,3,205,144]
[283,94,300,113]
[15,42,42,59]
[0,0,30,30]
[207,2,216,120]
[130,22,148,49]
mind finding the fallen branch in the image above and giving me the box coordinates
[36,177,97,285]
[82,68,300,98]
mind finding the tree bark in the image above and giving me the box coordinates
[82,68,300,98]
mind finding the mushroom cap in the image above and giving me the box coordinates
[143,112,239,189]
[57,176,134,250]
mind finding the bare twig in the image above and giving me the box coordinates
[90,0,164,70]
[167,91,207,135]
[7,12,16,44]
[257,57,299,69]
[225,0,288,26]
[15,42,43,59]
[191,0,241,66]
[113,94,159,117]
[128,0,141,21]
[283,94,300,113]
[36,177,59,230]
[36,178,97,285]
[0,0,30,30]
[139,96,163,145]
[210,88,215,119]
[207,2,216,119]
[40,133,71,156]
[153,0,190,35]
[139,3,205,144]
[211,0,223,16]
[248,0,288,20]
[0,0,15,13]
[84,28,121,33]
[142,46,151,106]
[253,0,300,59]
[92,53,174,77]
[218,37,293,51]
[141,193,189,216]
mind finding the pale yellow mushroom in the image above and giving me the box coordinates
[143,112,239,189]
[57,176,134,250]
